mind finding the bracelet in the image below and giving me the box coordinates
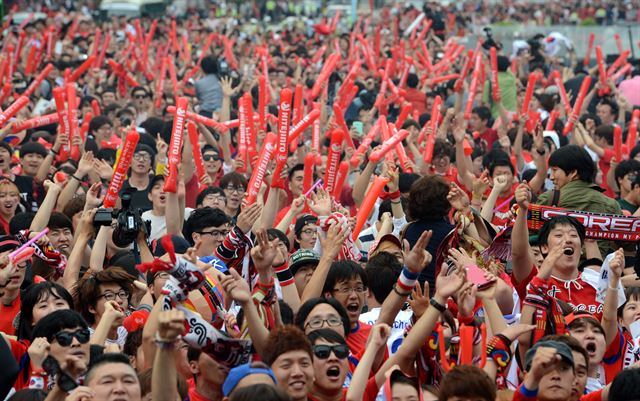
[71,174,83,182]
[154,332,178,348]
[429,298,447,313]
[274,261,294,287]
[50,148,59,156]
[391,199,401,204]
[392,283,412,297]
[396,267,419,293]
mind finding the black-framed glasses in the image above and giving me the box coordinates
[312,344,349,359]
[305,316,343,330]
[53,328,91,346]
[203,154,220,162]
[133,153,151,162]
[204,194,226,203]
[98,290,129,302]
[300,228,317,236]
[332,286,366,295]
[224,185,246,194]
[198,229,230,238]
[134,94,149,99]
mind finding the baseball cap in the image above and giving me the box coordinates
[222,363,277,396]
[152,235,191,257]
[288,249,320,275]
[0,235,20,253]
[294,215,318,237]
[369,234,403,258]
[524,340,574,371]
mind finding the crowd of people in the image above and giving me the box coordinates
[2,1,640,401]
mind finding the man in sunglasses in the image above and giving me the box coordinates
[131,86,152,126]
[202,145,231,188]
[307,329,351,401]
[26,310,91,392]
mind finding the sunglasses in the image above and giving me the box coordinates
[53,328,91,346]
[312,344,349,359]
[203,154,220,161]
[134,94,149,99]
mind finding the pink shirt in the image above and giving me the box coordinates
[619,76,640,106]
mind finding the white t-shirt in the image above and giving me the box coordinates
[142,208,194,241]
[359,307,413,355]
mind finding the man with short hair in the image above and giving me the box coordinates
[19,142,47,178]
[274,164,306,225]
[121,144,157,211]
[184,207,231,258]
[617,167,640,214]
[82,353,142,401]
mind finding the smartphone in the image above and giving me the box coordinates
[466,264,495,290]
[353,121,364,136]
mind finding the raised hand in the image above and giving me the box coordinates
[408,281,430,319]
[319,223,348,260]
[369,323,391,350]
[157,309,186,341]
[221,269,252,303]
[250,229,278,272]
[435,262,467,300]
[608,248,625,287]
[85,182,104,209]
[493,175,510,193]
[448,247,476,270]
[457,281,477,318]
[403,230,433,273]
[309,186,332,216]
[28,337,51,369]
[514,182,531,210]
[447,182,470,211]
[236,202,262,234]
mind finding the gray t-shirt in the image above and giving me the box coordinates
[195,74,223,113]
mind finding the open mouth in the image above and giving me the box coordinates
[159,195,166,201]
[585,341,597,354]
[289,380,306,390]
[563,247,574,255]
[326,366,341,377]
[346,302,360,313]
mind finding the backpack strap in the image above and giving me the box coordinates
[551,189,560,207]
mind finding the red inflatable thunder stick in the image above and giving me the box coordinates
[66,83,81,160]
[463,54,481,120]
[271,89,293,189]
[0,96,29,127]
[51,88,70,161]
[258,75,267,132]
[11,113,59,133]
[378,116,394,163]
[333,161,349,199]
[324,129,345,194]
[103,130,140,208]
[310,53,340,99]
[245,133,277,205]
[24,63,53,98]
[302,153,316,195]
[369,127,409,162]
[627,110,640,153]
[236,96,248,173]
[551,71,571,115]
[186,122,206,185]
[352,176,389,240]
[489,47,501,102]
[166,106,229,133]
[244,93,258,164]
[68,55,96,82]
[583,33,595,66]
[164,97,188,193]
[595,46,610,96]
[614,125,623,162]
[563,76,592,135]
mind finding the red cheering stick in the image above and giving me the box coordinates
[24,45,37,76]
[258,75,267,132]
[79,112,92,141]
[454,50,474,93]
[288,108,321,144]
[333,104,355,150]
[614,125,623,162]
[563,76,592,135]
[68,55,96,82]
[423,131,435,164]
[166,106,229,133]
[167,58,179,97]
[24,63,53,98]
[324,129,345,194]
[312,103,322,160]
[627,110,639,151]
[395,102,412,129]
[606,50,630,76]
[489,47,501,102]
[310,53,340,99]
[187,122,206,184]
[92,28,102,61]
[614,33,623,53]
[104,130,140,208]
[0,83,11,106]
[96,34,110,68]
[610,63,631,82]
[595,46,610,96]
[52,88,69,161]
[290,84,304,152]
[369,127,409,162]
[332,161,349,199]
[245,133,277,205]
[302,153,316,195]
[236,95,248,173]
[11,113,59,133]
[584,33,595,66]
[352,176,389,240]
[550,70,571,115]
[521,73,538,118]
[164,97,188,193]
[245,94,258,164]
[271,88,293,189]
[91,99,101,116]
[378,116,394,163]
[0,96,29,127]
[66,83,80,160]
[311,45,327,64]
[463,55,482,119]
[546,110,559,131]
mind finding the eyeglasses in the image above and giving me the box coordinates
[199,229,230,238]
[53,328,91,346]
[332,286,366,295]
[134,94,149,99]
[300,228,317,236]
[304,316,343,330]
[203,154,220,162]
[98,290,129,302]
[204,195,226,203]
[312,344,349,360]
[133,153,151,161]
[224,185,246,194]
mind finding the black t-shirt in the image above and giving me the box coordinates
[13,175,42,213]
[121,179,152,211]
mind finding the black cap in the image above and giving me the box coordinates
[294,215,318,237]
[524,340,574,371]
[288,249,320,275]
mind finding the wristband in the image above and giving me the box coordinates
[382,190,401,199]
[457,313,475,325]
[429,297,447,313]
[486,334,513,373]
[519,384,538,398]
[396,267,419,293]
[50,148,59,156]
[392,283,412,297]
[71,174,83,182]
[391,199,401,204]
[155,332,178,349]
[274,261,294,287]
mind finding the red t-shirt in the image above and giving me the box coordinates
[485,183,519,227]
[602,327,638,384]
[479,128,499,150]
[347,322,372,358]
[0,294,21,335]
[513,268,602,318]
[308,376,379,401]
[188,387,215,401]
